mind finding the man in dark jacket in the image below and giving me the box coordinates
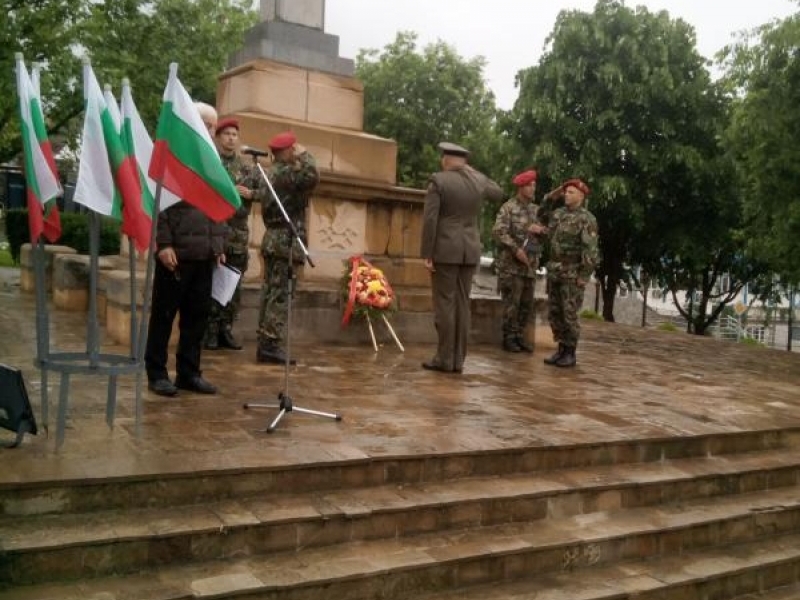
[145,102,228,396]
[420,142,503,373]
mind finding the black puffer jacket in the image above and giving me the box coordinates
[156,201,227,261]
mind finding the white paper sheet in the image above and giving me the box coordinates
[211,263,242,306]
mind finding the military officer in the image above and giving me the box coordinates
[204,117,265,351]
[256,131,319,364]
[420,141,504,373]
[543,178,599,367]
[492,169,547,353]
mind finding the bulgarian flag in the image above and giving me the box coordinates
[119,79,181,221]
[73,61,149,252]
[149,63,240,222]
[14,54,62,243]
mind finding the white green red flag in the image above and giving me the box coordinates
[149,63,240,222]
[119,79,181,220]
[73,63,149,252]
[14,54,62,243]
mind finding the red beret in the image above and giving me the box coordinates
[512,170,537,187]
[563,178,590,196]
[268,131,297,151]
[215,118,239,135]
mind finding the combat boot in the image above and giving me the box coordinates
[502,336,522,352]
[555,345,577,368]
[543,343,564,365]
[218,329,243,350]
[256,341,296,365]
[516,336,534,353]
[203,332,219,350]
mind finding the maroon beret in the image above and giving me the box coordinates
[512,170,537,187]
[268,131,297,151]
[563,178,590,196]
[215,118,239,135]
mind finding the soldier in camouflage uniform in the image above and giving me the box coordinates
[256,131,319,364]
[542,179,599,368]
[204,118,265,351]
[491,169,548,353]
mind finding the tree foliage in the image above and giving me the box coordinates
[722,13,800,285]
[510,0,744,328]
[356,32,502,190]
[1,0,256,164]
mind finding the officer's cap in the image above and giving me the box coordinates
[438,141,470,157]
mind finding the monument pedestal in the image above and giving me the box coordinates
[216,3,429,289]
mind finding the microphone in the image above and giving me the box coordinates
[241,146,270,158]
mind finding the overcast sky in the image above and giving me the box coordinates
[325,0,797,109]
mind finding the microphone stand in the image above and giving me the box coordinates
[243,156,342,433]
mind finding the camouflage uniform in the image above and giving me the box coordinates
[257,151,319,352]
[204,152,265,346]
[546,205,599,348]
[492,196,543,347]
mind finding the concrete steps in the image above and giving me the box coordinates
[1,430,800,598]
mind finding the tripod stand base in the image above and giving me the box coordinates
[243,393,342,433]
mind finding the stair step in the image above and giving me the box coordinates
[4,428,797,517]
[2,448,799,583]
[418,533,800,600]
[4,486,800,598]
[735,583,800,599]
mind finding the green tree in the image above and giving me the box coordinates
[1,0,256,164]
[722,12,800,285]
[356,32,503,190]
[510,0,731,323]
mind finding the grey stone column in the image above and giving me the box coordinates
[231,0,353,76]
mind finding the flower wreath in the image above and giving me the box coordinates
[341,255,397,327]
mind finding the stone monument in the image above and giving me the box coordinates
[216,0,429,288]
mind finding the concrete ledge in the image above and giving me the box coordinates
[20,243,78,293]
[52,255,117,312]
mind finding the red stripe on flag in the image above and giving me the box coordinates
[25,189,44,243]
[117,156,151,252]
[151,140,236,222]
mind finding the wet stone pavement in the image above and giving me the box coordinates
[2,265,800,485]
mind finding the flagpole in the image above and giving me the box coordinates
[87,211,101,367]
[133,181,162,436]
[128,236,138,357]
[16,54,51,433]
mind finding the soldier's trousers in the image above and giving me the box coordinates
[547,277,585,347]
[205,251,248,340]
[257,253,290,345]
[430,263,475,371]
[498,273,535,339]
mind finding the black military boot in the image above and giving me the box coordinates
[203,331,219,350]
[555,345,577,368]
[516,336,534,353]
[256,341,296,365]
[503,336,522,352]
[543,343,564,365]
[218,328,243,350]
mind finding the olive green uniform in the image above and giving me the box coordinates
[492,196,543,345]
[256,151,319,353]
[546,206,599,347]
[204,152,265,346]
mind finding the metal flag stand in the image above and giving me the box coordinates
[242,158,342,433]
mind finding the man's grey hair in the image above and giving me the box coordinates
[194,101,218,122]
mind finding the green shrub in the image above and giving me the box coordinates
[657,321,679,332]
[0,245,12,267]
[5,209,121,262]
[739,337,764,347]
[579,309,603,320]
